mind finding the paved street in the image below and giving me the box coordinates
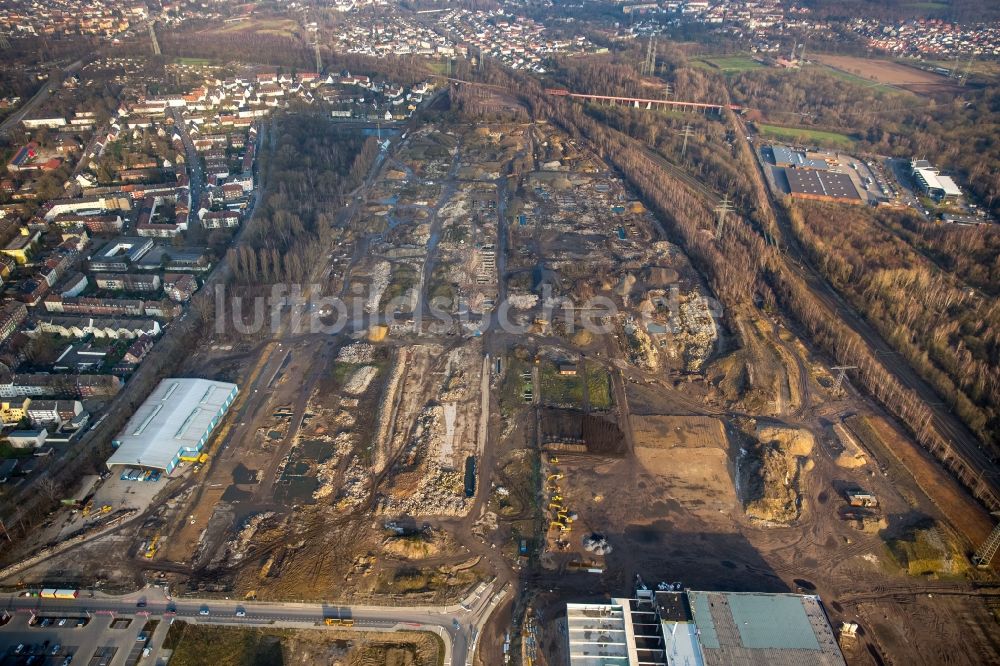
[0,580,509,666]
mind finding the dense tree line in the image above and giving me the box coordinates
[729,67,1000,218]
[885,216,1000,296]
[463,61,998,504]
[227,116,370,286]
[791,204,999,443]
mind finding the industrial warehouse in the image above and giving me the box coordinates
[783,169,863,204]
[105,377,238,474]
[566,589,845,665]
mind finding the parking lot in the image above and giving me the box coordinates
[0,611,167,666]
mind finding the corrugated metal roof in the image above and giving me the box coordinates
[727,594,821,650]
[107,377,237,470]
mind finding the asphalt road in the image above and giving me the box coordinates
[0,59,85,136]
[1,581,511,666]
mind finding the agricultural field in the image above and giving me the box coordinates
[815,54,963,94]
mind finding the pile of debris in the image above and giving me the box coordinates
[336,343,375,364]
[583,533,613,555]
[379,467,468,516]
[215,512,275,567]
[344,365,378,395]
[366,261,392,313]
[676,291,718,371]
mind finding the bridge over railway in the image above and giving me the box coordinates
[434,77,739,114]
[544,88,741,113]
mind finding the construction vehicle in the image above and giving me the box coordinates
[547,474,562,482]
[100,504,112,514]
[548,502,563,511]
[145,535,160,559]
[550,520,571,532]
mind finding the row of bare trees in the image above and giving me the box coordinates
[790,203,999,443]
[477,60,1000,508]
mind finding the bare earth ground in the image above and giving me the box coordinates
[165,622,441,666]
[815,55,965,94]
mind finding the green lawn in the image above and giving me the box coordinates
[539,362,613,410]
[756,123,856,150]
[696,55,764,73]
[174,57,212,66]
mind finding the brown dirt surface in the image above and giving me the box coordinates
[816,55,964,93]
[848,594,1000,666]
[632,416,736,528]
[846,414,993,549]
[165,622,441,666]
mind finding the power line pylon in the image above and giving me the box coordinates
[972,513,1000,567]
[830,365,857,393]
[714,194,733,239]
[679,123,694,158]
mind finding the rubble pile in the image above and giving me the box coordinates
[312,432,357,500]
[217,512,275,566]
[379,467,468,516]
[336,343,375,363]
[676,291,718,371]
[508,293,539,310]
[335,457,373,510]
[583,533,613,555]
[366,261,392,313]
[740,425,816,524]
[344,365,378,395]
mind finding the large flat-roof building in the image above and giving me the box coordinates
[567,589,845,666]
[783,168,863,205]
[106,378,238,474]
[911,159,962,200]
[770,146,829,170]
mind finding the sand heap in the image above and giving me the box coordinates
[741,424,815,524]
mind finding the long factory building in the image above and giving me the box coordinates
[566,589,845,666]
[106,377,238,474]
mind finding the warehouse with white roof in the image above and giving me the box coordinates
[106,377,238,474]
[911,159,962,200]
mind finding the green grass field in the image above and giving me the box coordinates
[756,123,856,150]
[174,57,212,66]
[904,1,948,10]
[696,55,764,73]
[539,361,613,410]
